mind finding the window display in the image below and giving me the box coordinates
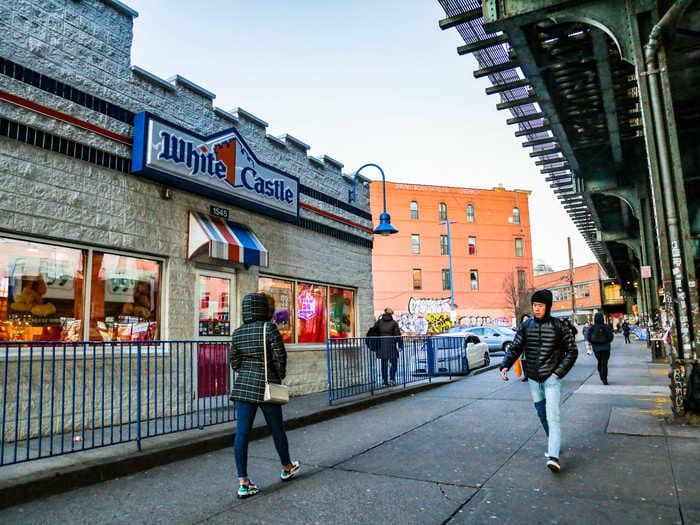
[0,236,161,343]
[0,238,84,342]
[329,287,353,339]
[196,275,230,337]
[90,253,160,341]
[296,283,326,343]
[258,277,294,343]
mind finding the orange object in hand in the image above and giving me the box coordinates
[513,359,523,378]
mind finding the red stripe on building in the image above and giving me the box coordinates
[0,89,133,145]
[300,203,374,234]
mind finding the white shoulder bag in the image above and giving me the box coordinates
[262,322,289,404]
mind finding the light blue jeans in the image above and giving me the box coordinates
[528,375,562,460]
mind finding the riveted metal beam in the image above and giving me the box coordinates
[530,147,562,157]
[514,124,551,136]
[507,112,546,124]
[439,8,483,31]
[522,136,557,147]
[458,34,510,55]
[474,60,519,78]
[497,95,540,110]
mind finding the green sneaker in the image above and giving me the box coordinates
[237,481,259,499]
[280,461,300,481]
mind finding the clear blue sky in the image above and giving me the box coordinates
[125,0,595,271]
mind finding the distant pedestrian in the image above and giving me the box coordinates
[374,307,403,386]
[586,312,615,385]
[582,321,593,355]
[517,313,530,382]
[621,320,631,344]
[500,290,578,473]
[229,292,300,499]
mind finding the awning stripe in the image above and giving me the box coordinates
[188,211,268,267]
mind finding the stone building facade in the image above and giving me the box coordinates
[0,0,375,423]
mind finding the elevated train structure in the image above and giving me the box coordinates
[435,0,700,417]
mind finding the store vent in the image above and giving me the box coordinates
[0,117,131,173]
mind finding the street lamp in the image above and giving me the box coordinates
[441,220,456,322]
[348,163,398,236]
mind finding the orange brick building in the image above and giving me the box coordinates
[533,262,607,324]
[370,182,533,333]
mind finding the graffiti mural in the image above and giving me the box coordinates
[456,315,511,327]
[407,297,451,315]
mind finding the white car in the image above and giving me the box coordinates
[415,332,490,375]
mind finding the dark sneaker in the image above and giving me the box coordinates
[237,481,259,498]
[546,458,561,473]
[280,460,300,481]
[602,379,609,385]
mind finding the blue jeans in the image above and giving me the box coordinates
[234,400,291,479]
[528,375,562,460]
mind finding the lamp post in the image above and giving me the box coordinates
[348,163,398,236]
[441,220,456,322]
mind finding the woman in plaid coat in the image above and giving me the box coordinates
[230,292,300,498]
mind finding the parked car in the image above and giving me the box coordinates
[463,326,516,353]
[414,332,490,375]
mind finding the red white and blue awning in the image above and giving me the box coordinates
[188,211,268,267]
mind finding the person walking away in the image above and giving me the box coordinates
[375,307,403,386]
[229,292,300,499]
[586,312,615,384]
[621,320,631,344]
[582,321,593,355]
[562,318,578,339]
[518,313,531,382]
[500,290,578,473]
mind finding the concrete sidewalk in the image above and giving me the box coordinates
[1,337,699,524]
[0,365,475,508]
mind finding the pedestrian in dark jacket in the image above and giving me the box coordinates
[374,307,403,386]
[586,312,615,384]
[562,318,578,338]
[500,289,578,474]
[621,320,631,344]
[518,313,530,382]
[229,292,300,499]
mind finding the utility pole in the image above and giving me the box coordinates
[441,220,456,323]
[568,237,577,324]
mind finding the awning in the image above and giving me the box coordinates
[188,211,268,267]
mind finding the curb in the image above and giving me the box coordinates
[0,378,454,508]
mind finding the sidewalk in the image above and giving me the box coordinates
[1,337,699,524]
[0,366,469,508]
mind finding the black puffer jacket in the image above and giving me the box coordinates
[500,316,578,381]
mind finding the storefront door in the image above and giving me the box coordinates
[195,271,234,398]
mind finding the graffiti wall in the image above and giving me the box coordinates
[389,296,513,334]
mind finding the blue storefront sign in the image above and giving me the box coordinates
[131,112,299,223]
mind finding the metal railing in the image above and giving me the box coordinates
[0,340,234,466]
[326,335,471,404]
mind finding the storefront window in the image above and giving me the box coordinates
[89,253,160,341]
[1,238,84,342]
[296,282,326,343]
[259,277,294,343]
[196,275,231,337]
[329,287,354,339]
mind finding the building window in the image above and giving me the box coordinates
[442,269,451,291]
[515,238,523,257]
[329,287,354,339]
[468,236,477,256]
[517,269,526,292]
[467,204,475,223]
[0,236,161,342]
[470,270,479,291]
[410,201,419,220]
[513,207,521,224]
[440,235,449,255]
[411,234,421,254]
[439,202,448,221]
[412,269,422,290]
[259,277,355,342]
[259,277,295,343]
[295,282,327,343]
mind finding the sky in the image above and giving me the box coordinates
[125,0,596,271]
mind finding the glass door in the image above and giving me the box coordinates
[195,272,234,398]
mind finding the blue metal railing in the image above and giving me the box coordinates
[0,340,234,466]
[326,335,472,404]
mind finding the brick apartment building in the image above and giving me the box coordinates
[370,182,534,333]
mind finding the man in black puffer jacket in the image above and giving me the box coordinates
[500,289,578,474]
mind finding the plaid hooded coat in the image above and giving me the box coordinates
[229,293,287,404]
